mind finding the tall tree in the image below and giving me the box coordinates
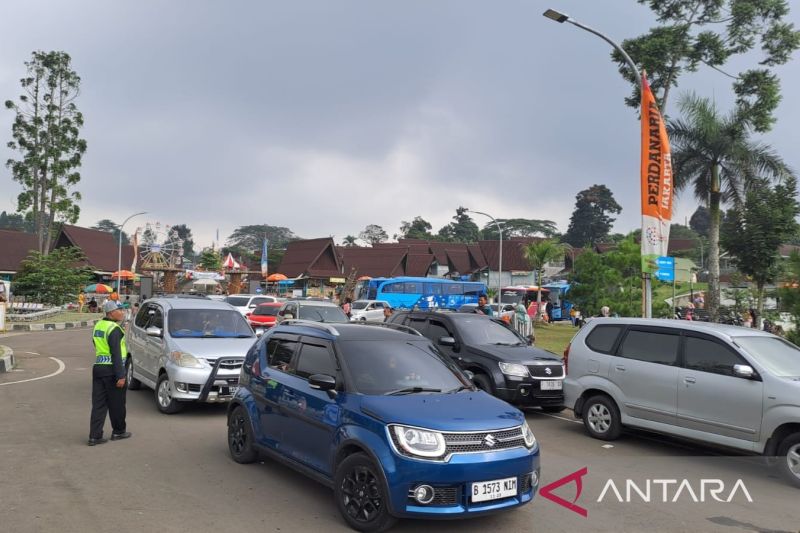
[523,240,567,315]
[12,246,93,305]
[342,235,358,247]
[92,219,129,245]
[615,0,800,130]
[669,94,792,320]
[359,224,388,246]
[722,177,799,319]
[481,218,559,240]
[397,216,433,240]
[563,185,622,248]
[171,223,195,259]
[197,248,222,271]
[437,207,480,243]
[5,51,87,254]
[778,251,800,345]
[226,224,297,253]
[689,205,711,238]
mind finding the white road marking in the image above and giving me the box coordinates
[602,444,614,449]
[23,351,40,355]
[0,357,65,386]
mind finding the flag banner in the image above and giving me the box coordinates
[261,238,269,278]
[640,72,673,273]
[131,228,139,271]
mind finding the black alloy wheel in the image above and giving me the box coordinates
[335,453,396,532]
[228,406,258,464]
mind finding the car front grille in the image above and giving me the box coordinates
[527,364,564,378]
[390,425,526,460]
[206,358,243,370]
[520,472,533,493]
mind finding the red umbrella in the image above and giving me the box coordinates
[267,273,288,282]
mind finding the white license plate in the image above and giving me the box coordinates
[540,380,562,390]
[471,477,517,502]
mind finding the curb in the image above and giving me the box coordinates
[0,344,14,373]
[7,319,100,332]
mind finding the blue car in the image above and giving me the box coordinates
[227,320,540,531]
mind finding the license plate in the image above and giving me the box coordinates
[471,477,517,502]
[540,380,562,390]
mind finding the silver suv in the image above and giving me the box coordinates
[564,318,800,487]
[127,296,257,413]
[275,299,349,323]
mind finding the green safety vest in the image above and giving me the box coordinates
[92,319,128,365]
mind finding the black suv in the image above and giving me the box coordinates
[388,311,565,411]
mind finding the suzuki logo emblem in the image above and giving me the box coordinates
[545,367,553,376]
[484,434,497,447]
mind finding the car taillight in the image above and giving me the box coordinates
[563,343,570,374]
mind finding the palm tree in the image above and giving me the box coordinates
[523,240,567,316]
[669,94,792,320]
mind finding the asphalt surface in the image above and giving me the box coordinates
[1,328,797,533]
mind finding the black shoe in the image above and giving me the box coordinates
[87,437,108,446]
[110,431,132,441]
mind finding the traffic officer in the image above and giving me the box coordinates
[87,300,132,446]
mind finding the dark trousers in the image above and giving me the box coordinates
[89,370,127,439]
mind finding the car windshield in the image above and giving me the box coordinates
[168,309,254,338]
[341,339,468,395]
[457,316,525,346]
[225,296,249,307]
[351,301,369,310]
[253,306,279,317]
[733,336,800,377]
[297,305,349,323]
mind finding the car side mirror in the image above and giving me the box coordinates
[733,364,756,379]
[438,336,456,347]
[145,326,163,338]
[309,374,337,398]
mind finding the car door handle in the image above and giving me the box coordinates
[615,365,626,371]
[684,376,696,384]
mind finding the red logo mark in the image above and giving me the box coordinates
[540,467,589,517]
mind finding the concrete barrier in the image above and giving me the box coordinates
[0,344,14,373]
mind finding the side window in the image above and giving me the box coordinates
[134,304,151,328]
[617,329,679,365]
[585,325,625,354]
[373,302,384,309]
[151,306,164,329]
[407,317,427,335]
[295,343,337,380]
[267,337,297,373]
[684,337,745,377]
[445,283,463,295]
[404,282,422,293]
[427,319,452,341]
[424,283,442,295]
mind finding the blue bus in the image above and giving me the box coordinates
[357,277,487,310]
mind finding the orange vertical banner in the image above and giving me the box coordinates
[640,72,673,273]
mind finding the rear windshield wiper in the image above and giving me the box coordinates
[384,387,442,396]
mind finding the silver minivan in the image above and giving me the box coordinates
[564,318,800,487]
[127,296,257,413]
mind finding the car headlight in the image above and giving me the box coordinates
[499,362,529,377]
[522,422,537,449]
[392,425,446,458]
[170,351,204,368]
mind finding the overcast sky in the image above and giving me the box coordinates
[1,1,798,250]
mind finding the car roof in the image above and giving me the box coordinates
[271,321,424,342]
[282,300,339,307]
[256,301,283,307]
[147,297,236,311]
[583,317,775,340]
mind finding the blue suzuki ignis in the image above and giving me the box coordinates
[227,320,539,531]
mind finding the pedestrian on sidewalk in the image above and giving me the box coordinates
[87,300,132,446]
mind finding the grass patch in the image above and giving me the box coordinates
[534,322,578,356]
[652,281,708,305]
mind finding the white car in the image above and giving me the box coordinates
[349,300,391,321]
[224,294,278,316]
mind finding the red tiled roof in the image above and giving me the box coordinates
[444,248,471,275]
[277,237,342,278]
[478,238,543,271]
[54,225,135,273]
[467,244,488,271]
[0,230,38,272]
[405,254,434,277]
[338,246,407,278]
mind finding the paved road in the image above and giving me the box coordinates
[1,329,797,533]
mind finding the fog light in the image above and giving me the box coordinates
[531,470,539,486]
[520,387,529,396]
[175,382,187,393]
[413,484,435,504]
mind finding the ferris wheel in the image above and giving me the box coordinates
[137,222,184,271]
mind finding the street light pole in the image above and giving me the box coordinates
[543,8,650,316]
[117,211,147,291]
[468,210,503,305]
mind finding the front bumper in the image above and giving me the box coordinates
[385,446,539,518]
[167,358,243,403]
[497,379,565,406]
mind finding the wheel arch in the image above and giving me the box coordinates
[765,423,800,456]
